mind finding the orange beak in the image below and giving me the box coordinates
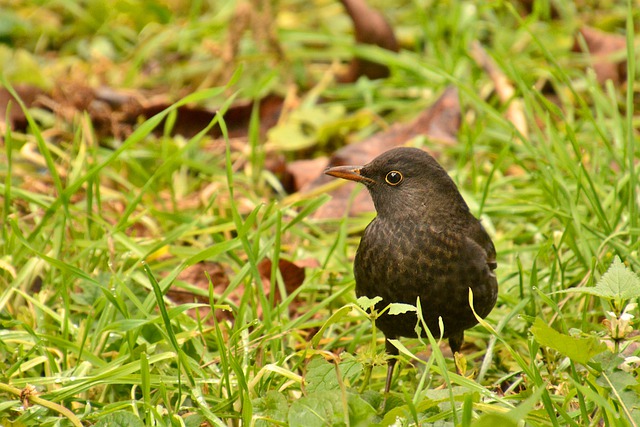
[324,165,375,184]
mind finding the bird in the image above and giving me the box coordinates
[324,147,498,393]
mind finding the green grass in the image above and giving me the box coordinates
[1,0,640,425]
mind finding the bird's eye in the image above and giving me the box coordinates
[385,171,403,186]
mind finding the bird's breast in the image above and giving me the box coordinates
[353,216,497,338]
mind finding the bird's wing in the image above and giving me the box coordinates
[467,221,497,271]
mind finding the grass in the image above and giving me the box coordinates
[1,0,640,425]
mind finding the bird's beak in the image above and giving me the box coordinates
[324,165,375,184]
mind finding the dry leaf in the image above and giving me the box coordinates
[338,0,399,82]
[257,258,308,296]
[167,261,230,323]
[306,87,461,218]
[573,27,627,86]
[286,157,331,192]
[470,41,528,138]
[0,84,46,132]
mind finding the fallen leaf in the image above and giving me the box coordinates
[139,93,283,139]
[174,261,230,293]
[0,84,46,132]
[167,261,231,323]
[470,41,528,138]
[257,258,323,322]
[4,78,284,141]
[258,258,304,301]
[169,257,319,324]
[338,0,399,82]
[573,27,627,86]
[306,86,461,218]
[258,258,309,296]
[286,157,330,192]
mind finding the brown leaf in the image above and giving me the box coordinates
[2,69,286,143]
[166,261,231,323]
[168,258,318,324]
[307,86,461,218]
[573,27,627,86]
[470,41,528,138]
[258,258,308,295]
[257,258,323,321]
[339,0,399,82]
[4,78,283,141]
[139,93,283,139]
[286,157,331,192]
[168,261,230,302]
[177,261,229,290]
[0,84,46,132]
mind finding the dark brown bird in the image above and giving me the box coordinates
[325,147,497,392]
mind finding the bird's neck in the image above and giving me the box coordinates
[372,185,470,224]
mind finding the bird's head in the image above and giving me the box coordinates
[325,147,468,219]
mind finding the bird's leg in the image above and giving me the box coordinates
[384,359,396,394]
[449,332,464,375]
[384,338,399,393]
